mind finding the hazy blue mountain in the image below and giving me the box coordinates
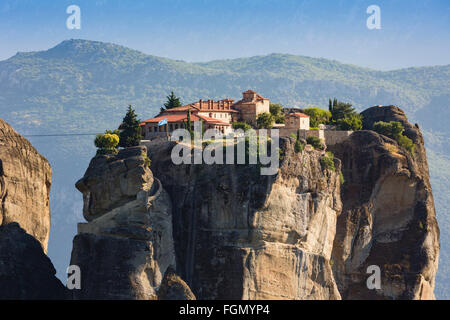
[0,39,448,298]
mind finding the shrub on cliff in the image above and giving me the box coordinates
[336,114,363,131]
[306,136,324,150]
[118,105,142,148]
[294,139,304,153]
[373,121,415,154]
[95,132,119,155]
[328,98,363,130]
[320,152,336,172]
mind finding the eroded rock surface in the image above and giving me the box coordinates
[329,106,439,300]
[71,146,177,299]
[69,105,439,300]
[0,223,67,299]
[0,118,51,251]
[147,137,342,300]
[157,266,196,300]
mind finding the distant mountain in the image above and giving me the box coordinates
[0,39,448,298]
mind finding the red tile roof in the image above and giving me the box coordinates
[140,114,230,126]
[162,102,239,113]
[288,112,310,118]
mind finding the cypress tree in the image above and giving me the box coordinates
[118,105,142,148]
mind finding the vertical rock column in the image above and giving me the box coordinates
[70,146,180,299]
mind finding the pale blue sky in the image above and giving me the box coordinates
[0,0,449,70]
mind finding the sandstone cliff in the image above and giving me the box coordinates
[329,106,440,299]
[69,106,439,300]
[0,119,66,299]
[0,118,52,251]
[147,138,343,299]
[0,223,67,299]
[71,146,177,299]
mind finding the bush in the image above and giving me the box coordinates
[336,114,363,131]
[256,112,275,129]
[373,121,403,138]
[320,152,336,171]
[339,172,345,184]
[373,121,415,154]
[232,121,252,131]
[397,134,415,154]
[306,136,324,150]
[269,103,285,124]
[304,107,331,128]
[294,139,304,153]
[95,133,119,155]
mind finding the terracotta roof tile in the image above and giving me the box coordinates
[288,112,310,118]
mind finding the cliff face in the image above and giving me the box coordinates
[71,146,178,299]
[329,106,439,299]
[0,118,52,251]
[147,138,343,299]
[69,106,439,300]
[0,119,66,299]
[0,223,67,299]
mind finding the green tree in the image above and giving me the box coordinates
[373,121,415,154]
[118,105,142,148]
[306,136,324,150]
[105,129,120,136]
[304,107,331,128]
[256,112,275,129]
[232,121,252,131]
[162,91,182,111]
[373,121,404,139]
[336,114,363,131]
[183,106,193,138]
[329,98,358,123]
[269,103,285,124]
[95,132,119,155]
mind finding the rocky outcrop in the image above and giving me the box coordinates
[329,106,440,300]
[70,146,177,299]
[0,222,67,299]
[157,266,196,300]
[0,118,51,251]
[69,106,439,300]
[146,137,343,299]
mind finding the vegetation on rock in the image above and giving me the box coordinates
[118,105,142,148]
[373,121,415,154]
[307,136,324,150]
[256,112,275,129]
[232,121,252,131]
[304,107,331,128]
[320,152,336,171]
[328,98,363,130]
[94,132,119,155]
[269,103,285,124]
